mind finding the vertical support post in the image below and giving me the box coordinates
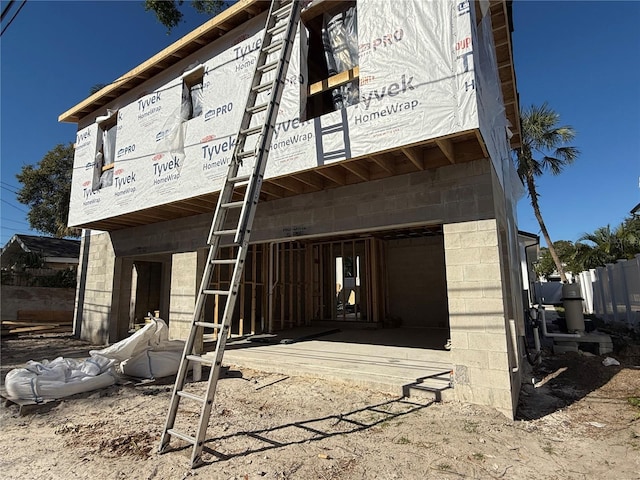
[251,244,257,335]
[616,259,633,328]
[606,263,619,324]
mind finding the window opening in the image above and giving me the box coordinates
[92,113,117,191]
[181,67,204,122]
[302,1,359,120]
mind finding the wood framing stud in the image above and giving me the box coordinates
[260,182,285,199]
[293,171,325,190]
[400,147,424,170]
[368,154,395,174]
[315,167,347,186]
[341,161,370,181]
[435,138,456,164]
[309,67,360,97]
[269,177,306,195]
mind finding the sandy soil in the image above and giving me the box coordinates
[1,332,639,480]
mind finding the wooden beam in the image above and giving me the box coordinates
[260,182,285,199]
[315,167,347,186]
[309,66,359,97]
[293,171,325,190]
[435,138,456,164]
[59,0,267,123]
[400,147,424,170]
[341,161,370,181]
[368,154,396,174]
[269,176,306,194]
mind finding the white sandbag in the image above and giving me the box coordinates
[90,317,170,363]
[5,356,116,403]
[5,318,185,402]
[121,341,185,379]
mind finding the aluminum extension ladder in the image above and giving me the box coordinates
[158,0,300,468]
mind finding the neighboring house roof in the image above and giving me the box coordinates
[1,234,81,267]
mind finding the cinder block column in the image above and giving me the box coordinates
[444,219,514,417]
[76,231,116,344]
[169,251,198,341]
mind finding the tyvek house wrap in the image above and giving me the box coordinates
[68,0,480,227]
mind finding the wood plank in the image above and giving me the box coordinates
[59,0,267,123]
[17,310,73,324]
[435,138,456,164]
[292,171,325,190]
[315,167,347,186]
[301,0,356,22]
[368,154,396,174]
[309,67,359,97]
[400,147,424,170]
[260,182,286,199]
[1,325,72,336]
[268,177,306,195]
[341,161,370,181]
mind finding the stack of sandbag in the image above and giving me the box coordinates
[5,318,186,402]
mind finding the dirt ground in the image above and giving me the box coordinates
[1,332,639,480]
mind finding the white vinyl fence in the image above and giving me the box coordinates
[576,254,640,331]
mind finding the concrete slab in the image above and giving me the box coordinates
[206,327,454,400]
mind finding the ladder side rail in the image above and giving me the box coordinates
[237,0,300,240]
[160,0,300,467]
[159,231,224,452]
[189,243,250,463]
[190,1,300,463]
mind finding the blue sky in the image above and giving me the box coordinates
[1,0,639,248]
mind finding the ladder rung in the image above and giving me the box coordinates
[229,174,251,183]
[167,429,196,445]
[263,39,284,54]
[273,2,293,18]
[257,60,279,73]
[213,229,238,236]
[194,321,223,329]
[186,354,214,365]
[240,125,263,136]
[252,81,274,94]
[247,102,269,114]
[177,390,206,403]
[220,201,244,209]
[267,23,287,36]
[203,289,230,296]
[236,149,256,160]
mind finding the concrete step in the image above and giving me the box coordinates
[403,373,453,403]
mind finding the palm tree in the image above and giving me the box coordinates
[515,103,579,283]
[573,226,619,271]
[574,218,640,270]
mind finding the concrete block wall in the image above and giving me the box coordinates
[1,285,76,321]
[74,231,116,344]
[75,157,524,416]
[386,236,449,328]
[169,252,199,341]
[444,219,515,418]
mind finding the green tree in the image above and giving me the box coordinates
[573,217,640,270]
[515,103,579,283]
[144,0,230,33]
[16,143,80,238]
[534,240,577,279]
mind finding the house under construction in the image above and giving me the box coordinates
[60,0,525,418]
